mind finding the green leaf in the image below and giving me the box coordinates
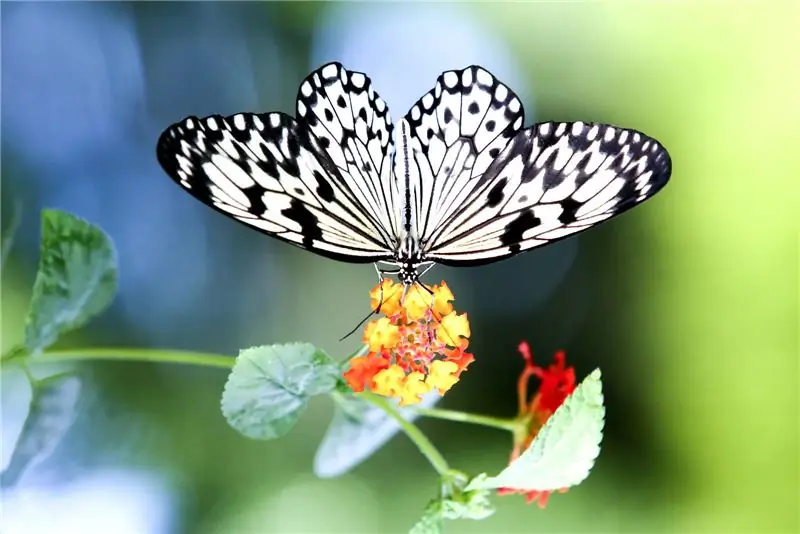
[313,390,442,478]
[439,488,495,522]
[221,343,341,440]
[24,209,118,354]
[410,471,495,534]
[448,474,495,520]
[0,373,82,489]
[468,368,605,492]
[1,199,22,269]
[410,503,444,534]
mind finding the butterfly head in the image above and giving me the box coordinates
[397,261,420,286]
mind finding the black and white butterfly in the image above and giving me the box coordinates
[156,62,671,288]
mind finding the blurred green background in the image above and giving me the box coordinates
[1,2,797,533]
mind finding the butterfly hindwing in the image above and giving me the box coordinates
[423,121,672,265]
[156,63,399,264]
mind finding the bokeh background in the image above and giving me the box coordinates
[1,2,797,533]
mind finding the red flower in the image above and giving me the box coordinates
[497,341,577,508]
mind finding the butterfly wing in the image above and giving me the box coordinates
[425,121,672,265]
[396,65,671,266]
[156,62,399,264]
[393,66,525,244]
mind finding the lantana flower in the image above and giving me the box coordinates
[344,280,474,406]
[497,341,577,508]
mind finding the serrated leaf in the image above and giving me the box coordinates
[451,487,495,521]
[438,489,495,521]
[24,209,118,354]
[410,472,495,534]
[0,373,82,488]
[313,390,442,478]
[221,343,341,440]
[409,504,444,534]
[1,200,22,269]
[468,368,605,492]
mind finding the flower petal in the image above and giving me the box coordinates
[372,364,406,397]
[437,312,471,346]
[363,317,401,352]
[426,360,460,394]
[398,371,433,406]
[343,354,390,393]
[432,281,455,317]
[445,347,475,375]
[532,351,576,415]
[370,279,403,316]
[403,285,432,321]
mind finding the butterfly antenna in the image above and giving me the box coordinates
[338,269,387,342]
[338,309,377,342]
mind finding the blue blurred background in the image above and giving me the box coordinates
[1,2,797,533]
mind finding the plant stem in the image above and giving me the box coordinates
[341,344,369,363]
[16,348,235,369]
[1,344,27,362]
[411,406,520,433]
[358,391,450,476]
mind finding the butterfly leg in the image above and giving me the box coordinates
[416,262,438,314]
[373,262,401,313]
[337,264,398,342]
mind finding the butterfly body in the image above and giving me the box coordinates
[157,62,671,288]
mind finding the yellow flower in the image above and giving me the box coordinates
[403,285,433,321]
[363,317,401,352]
[432,282,455,317]
[426,360,460,394]
[344,279,476,405]
[369,279,403,316]
[398,372,433,406]
[372,364,406,397]
[437,312,471,347]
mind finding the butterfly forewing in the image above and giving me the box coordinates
[397,66,525,243]
[156,63,399,264]
[296,63,402,247]
[422,121,672,265]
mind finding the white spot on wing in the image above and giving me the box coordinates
[476,68,493,85]
[322,63,339,78]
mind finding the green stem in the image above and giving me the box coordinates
[341,344,369,363]
[358,391,450,476]
[1,344,27,362]
[412,406,520,433]
[12,347,235,369]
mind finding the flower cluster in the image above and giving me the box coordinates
[344,279,474,406]
[498,341,577,508]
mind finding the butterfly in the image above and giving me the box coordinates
[156,62,671,289]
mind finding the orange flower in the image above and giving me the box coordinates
[344,280,474,405]
[342,354,390,393]
[497,341,576,508]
